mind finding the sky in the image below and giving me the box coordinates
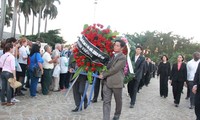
[4,0,200,44]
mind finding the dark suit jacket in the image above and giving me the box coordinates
[194,62,200,87]
[134,55,145,82]
[102,52,126,88]
[170,62,187,82]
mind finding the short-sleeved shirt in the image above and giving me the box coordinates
[60,56,69,73]
[52,49,60,64]
[42,52,54,69]
[29,52,44,71]
[18,45,28,64]
[0,52,15,73]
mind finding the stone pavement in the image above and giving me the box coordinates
[0,77,196,120]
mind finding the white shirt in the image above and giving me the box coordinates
[52,49,60,64]
[18,46,28,64]
[135,55,140,63]
[187,59,200,81]
[42,52,54,69]
[26,46,30,55]
[60,57,69,73]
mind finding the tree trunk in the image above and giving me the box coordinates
[11,0,19,38]
[17,12,22,34]
[0,0,7,40]
[24,16,27,35]
[44,16,47,33]
[32,14,34,35]
[38,6,42,38]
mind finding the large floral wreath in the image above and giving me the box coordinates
[72,23,133,83]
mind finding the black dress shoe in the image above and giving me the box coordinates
[189,105,194,109]
[21,88,27,91]
[112,116,120,120]
[71,107,82,112]
[175,104,179,107]
[91,99,97,103]
[84,104,88,109]
[129,104,134,108]
[185,97,189,100]
[17,92,25,96]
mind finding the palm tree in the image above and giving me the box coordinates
[0,0,7,40]
[37,0,45,38]
[11,0,20,37]
[43,0,60,33]
[19,0,31,35]
[30,0,40,35]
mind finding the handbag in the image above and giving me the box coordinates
[33,53,42,78]
[8,78,22,89]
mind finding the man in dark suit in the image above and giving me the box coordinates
[128,45,145,108]
[99,39,126,120]
[193,62,200,120]
[68,43,88,112]
[144,57,153,86]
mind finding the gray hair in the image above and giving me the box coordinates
[44,45,50,51]
[55,43,61,49]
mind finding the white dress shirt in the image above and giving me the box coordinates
[187,59,200,81]
[18,46,28,64]
[135,55,139,63]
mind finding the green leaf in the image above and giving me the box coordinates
[87,71,93,84]
[72,67,83,80]
[102,65,108,72]
[83,24,89,30]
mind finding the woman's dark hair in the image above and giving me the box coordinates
[114,39,126,48]
[161,55,168,61]
[6,37,17,43]
[4,43,13,52]
[178,54,184,61]
[30,44,40,56]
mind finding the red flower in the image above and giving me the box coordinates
[91,67,96,72]
[86,62,90,67]
[73,23,119,83]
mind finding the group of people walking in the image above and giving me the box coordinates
[0,36,200,120]
[157,52,200,120]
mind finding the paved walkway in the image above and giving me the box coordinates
[0,78,196,120]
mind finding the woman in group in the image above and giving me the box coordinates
[170,54,187,107]
[16,37,28,96]
[157,55,171,98]
[29,44,43,97]
[0,43,16,106]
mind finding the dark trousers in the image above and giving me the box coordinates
[160,75,168,97]
[186,80,190,98]
[128,78,140,105]
[188,81,195,106]
[1,71,13,103]
[25,68,31,88]
[144,72,151,86]
[195,87,200,120]
[138,76,145,91]
[172,81,184,104]
[93,78,103,100]
[72,75,88,108]
[59,73,70,89]
[41,69,53,95]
